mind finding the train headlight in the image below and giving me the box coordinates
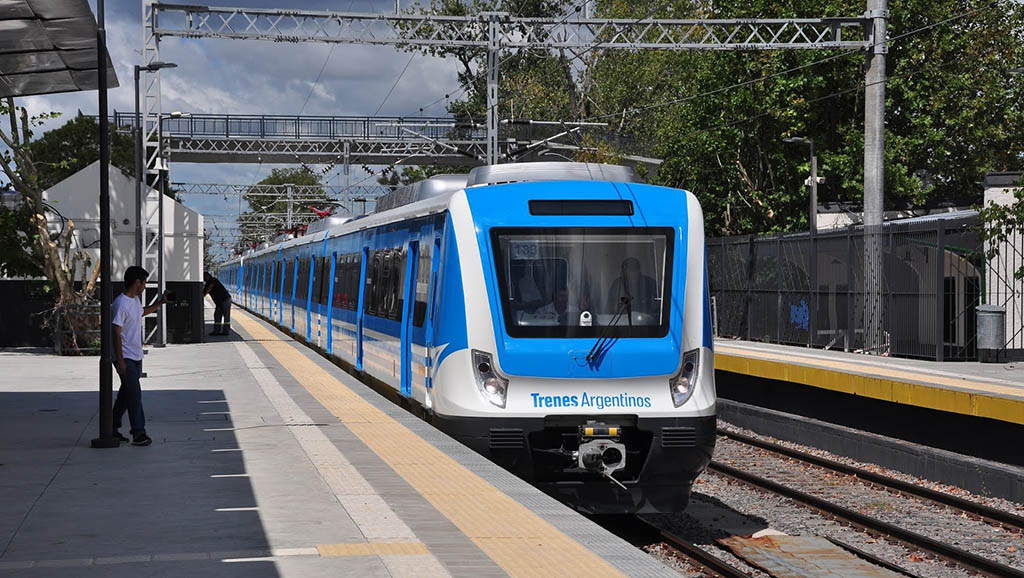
[669,349,700,407]
[472,350,508,408]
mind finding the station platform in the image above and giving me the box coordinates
[715,339,1024,426]
[0,308,677,578]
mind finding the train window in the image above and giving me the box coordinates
[413,242,431,327]
[346,254,361,311]
[297,259,310,303]
[363,248,407,320]
[366,252,382,316]
[391,248,407,321]
[490,227,674,338]
[311,257,324,305]
[283,260,293,296]
[333,253,360,311]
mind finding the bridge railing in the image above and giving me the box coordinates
[109,112,485,141]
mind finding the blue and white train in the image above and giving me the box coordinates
[222,162,716,514]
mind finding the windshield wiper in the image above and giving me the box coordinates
[585,296,631,364]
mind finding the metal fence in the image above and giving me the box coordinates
[707,214,997,361]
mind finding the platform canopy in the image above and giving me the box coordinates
[0,0,118,98]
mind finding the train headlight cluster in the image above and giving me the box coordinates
[472,350,508,408]
[670,349,700,407]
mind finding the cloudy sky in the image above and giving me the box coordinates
[17,0,467,255]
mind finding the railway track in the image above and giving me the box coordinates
[708,448,1024,577]
[718,428,1024,533]
[603,516,755,578]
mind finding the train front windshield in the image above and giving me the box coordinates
[491,227,674,338]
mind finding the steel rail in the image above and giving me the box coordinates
[718,429,1024,532]
[826,537,927,578]
[652,525,755,578]
[709,460,1024,578]
[615,517,753,578]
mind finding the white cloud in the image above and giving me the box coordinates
[8,1,472,258]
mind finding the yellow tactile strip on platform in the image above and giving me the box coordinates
[716,345,1024,426]
[236,313,625,578]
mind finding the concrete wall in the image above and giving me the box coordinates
[41,161,204,282]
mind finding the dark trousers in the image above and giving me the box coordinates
[113,359,145,436]
[214,297,232,333]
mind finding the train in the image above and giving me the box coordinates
[221,162,716,514]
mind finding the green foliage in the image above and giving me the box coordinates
[0,203,41,277]
[980,187,1024,279]
[244,167,327,214]
[376,165,471,187]
[588,0,1024,235]
[27,115,135,191]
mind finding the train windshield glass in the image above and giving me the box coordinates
[491,227,674,338]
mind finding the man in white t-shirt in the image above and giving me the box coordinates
[112,266,168,446]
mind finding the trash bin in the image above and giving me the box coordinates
[976,305,1005,363]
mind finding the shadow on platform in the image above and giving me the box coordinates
[0,389,281,577]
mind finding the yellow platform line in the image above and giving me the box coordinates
[235,312,625,578]
[716,345,1024,426]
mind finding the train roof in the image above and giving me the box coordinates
[226,163,646,263]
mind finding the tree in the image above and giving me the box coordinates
[588,0,1024,235]
[0,99,103,352]
[1,114,139,278]
[237,167,330,249]
[27,114,135,190]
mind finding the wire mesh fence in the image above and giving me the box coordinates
[706,213,1004,361]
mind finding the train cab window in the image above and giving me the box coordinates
[491,227,674,338]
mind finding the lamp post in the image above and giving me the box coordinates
[134,61,176,267]
[784,136,819,349]
[92,0,117,449]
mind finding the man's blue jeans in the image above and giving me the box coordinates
[113,359,146,436]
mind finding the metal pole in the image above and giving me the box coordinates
[485,13,501,166]
[134,66,143,266]
[935,221,945,361]
[809,141,818,347]
[156,167,166,347]
[809,141,818,237]
[286,184,293,229]
[343,141,351,212]
[93,0,118,448]
[862,0,887,353]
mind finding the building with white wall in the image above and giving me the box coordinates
[41,160,204,282]
[983,172,1023,357]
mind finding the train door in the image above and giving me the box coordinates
[400,240,420,397]
[269,261,277,320]
[290,256,298,332]
[325,253,337,353]
[424,235,442,396]
[278,259,285,325]
[356,247,369,371]
[305,256,316,342]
